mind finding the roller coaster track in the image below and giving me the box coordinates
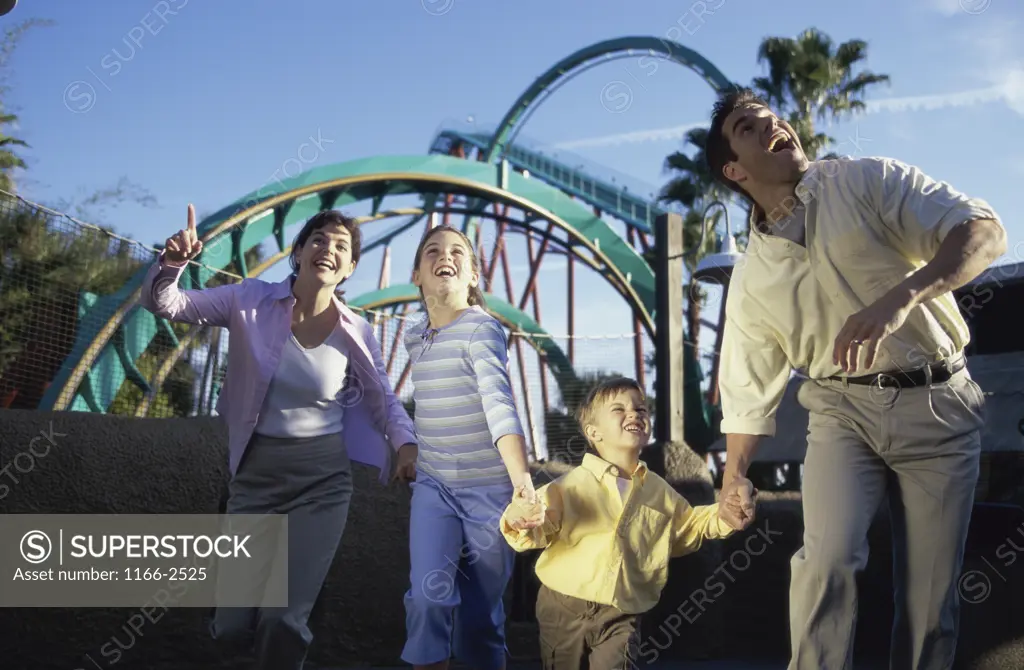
[40,155,653,414]
[41,35,735,444]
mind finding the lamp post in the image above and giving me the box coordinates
[691,200,743,409]
[693,200,742,284]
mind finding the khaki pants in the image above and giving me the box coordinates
[789,364,985,670]
[535,584,642,669]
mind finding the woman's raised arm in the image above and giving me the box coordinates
[136,204,237,328]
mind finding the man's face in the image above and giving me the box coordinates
[721,105,809,191]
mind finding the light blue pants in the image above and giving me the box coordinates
[401,474,515,669]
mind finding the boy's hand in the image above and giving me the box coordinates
[719,477,757,530]
[508,484,546,530]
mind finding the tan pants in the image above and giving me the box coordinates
[789,364,985,670]
[535,584,642,670]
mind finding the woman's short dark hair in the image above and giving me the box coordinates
[289,209,362,297]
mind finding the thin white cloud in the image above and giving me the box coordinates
[552,122,706,150]
[922,0,965,16]
[863,84,1004,112]
[548,76,1023,150]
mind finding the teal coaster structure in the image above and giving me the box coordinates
[39,36,737,453]
[39,155,654,414]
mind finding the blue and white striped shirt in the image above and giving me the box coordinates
[405,306,525,488]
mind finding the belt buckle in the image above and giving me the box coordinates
[868,372,900,407]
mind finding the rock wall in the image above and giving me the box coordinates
[0,411,1020,669]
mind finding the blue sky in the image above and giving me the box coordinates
[7,0,1023,448]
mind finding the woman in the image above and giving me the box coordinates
[138,205,418,670]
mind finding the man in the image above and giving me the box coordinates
[706,88,1006,669]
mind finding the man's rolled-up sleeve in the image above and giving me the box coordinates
[717,290,790,437]
[864,157,1002,263]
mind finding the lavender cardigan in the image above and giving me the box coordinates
[137,258,417,483]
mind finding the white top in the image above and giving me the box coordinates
[615,476,631,500]
[719,156,1001,438]
[254,322,350,438]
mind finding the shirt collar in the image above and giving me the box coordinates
[749,161,823,237]
[581,452,649,484]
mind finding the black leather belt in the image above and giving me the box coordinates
[829,355,965,388]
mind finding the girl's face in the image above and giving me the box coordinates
[295,223,356,287]
[412,229,479,302]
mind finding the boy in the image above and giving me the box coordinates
[500,377,753,669]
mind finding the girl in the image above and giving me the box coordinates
[401,225,536,670]
[138,206,418,670]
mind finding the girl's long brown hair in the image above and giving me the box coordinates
[411,225,486,309]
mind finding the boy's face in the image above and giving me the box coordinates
[586,388,651,453]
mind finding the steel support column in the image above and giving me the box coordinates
[654,212,685,445]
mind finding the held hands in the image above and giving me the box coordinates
[719,476,758,531]
[507,477,546,531]
[393,443,418,484]
[162,204,203,268]
[832,288,915,373]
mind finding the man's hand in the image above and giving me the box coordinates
[832,288,914,374]
[719,477,757,531]
[393,443,417,484]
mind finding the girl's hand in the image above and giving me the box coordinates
[515,475,538,505]
[163,204,204,267]
[393,443,418,484]
[509,479,545,530]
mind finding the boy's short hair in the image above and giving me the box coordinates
[575,377,646,446]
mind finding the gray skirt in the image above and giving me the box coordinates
[212,430,354,662]
[227,431,353,514]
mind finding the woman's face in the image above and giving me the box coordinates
[295,223,356,287]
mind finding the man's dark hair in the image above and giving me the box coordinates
[706,87,772,202]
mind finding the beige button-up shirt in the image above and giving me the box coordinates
[718,156,1002,437]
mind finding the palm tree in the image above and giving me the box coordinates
[752,28,891,159]
[0,19,55,193]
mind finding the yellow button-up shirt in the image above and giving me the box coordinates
[500,453,733,614]
[719,156,1003,437]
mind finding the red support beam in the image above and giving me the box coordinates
[637,230,651,254]
[394,358,412,396]
[498,233,539,458]
[385,310,409,375]
[512,334,538,461]
[525,231,550,415]
[518,223,553,312]
[485,205,509,289]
